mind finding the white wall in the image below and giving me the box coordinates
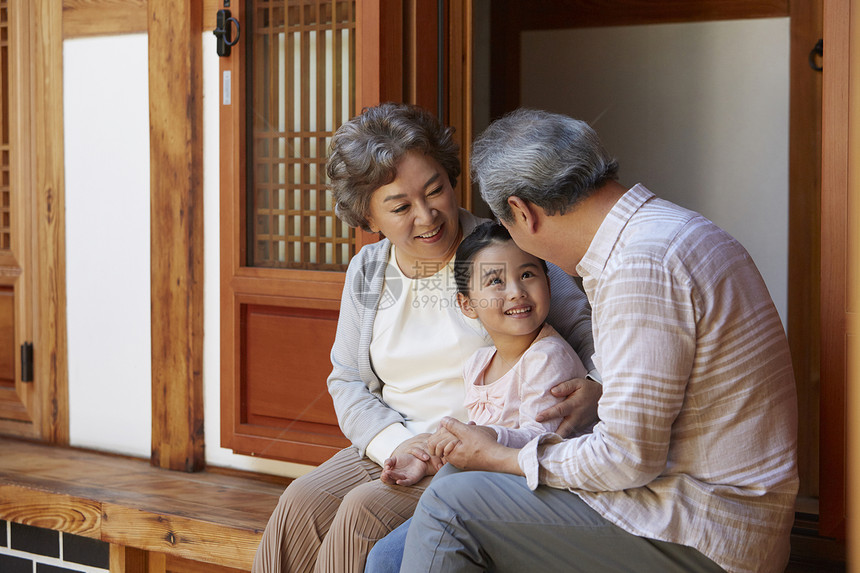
[520,18,790,326]
[64,33,311,477]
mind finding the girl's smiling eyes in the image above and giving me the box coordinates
[479,268,539,290]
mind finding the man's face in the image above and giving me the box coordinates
[500,209,582,277]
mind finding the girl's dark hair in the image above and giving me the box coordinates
[454,221,548,295]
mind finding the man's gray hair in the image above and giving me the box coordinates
[471,108,619,222]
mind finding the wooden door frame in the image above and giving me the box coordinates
[819,0,855,542]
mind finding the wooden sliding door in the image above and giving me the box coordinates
[219,0,471,465]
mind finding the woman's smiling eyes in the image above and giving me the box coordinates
[389,186,445,215]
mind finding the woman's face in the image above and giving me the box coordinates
[366,151,461,278]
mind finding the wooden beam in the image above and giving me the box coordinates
[32,0,70,445]
[148,0,205,472]
[506,0,789,31]
[62,0,220,38]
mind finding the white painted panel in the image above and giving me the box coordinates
[521,18,790,328]
[64,35,152,457]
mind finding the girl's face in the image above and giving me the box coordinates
[457,241,551,342]
[366,150,461,278]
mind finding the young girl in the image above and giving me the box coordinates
[381,221,588,485]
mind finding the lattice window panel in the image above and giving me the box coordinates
[249,0,356,270]
[0,0,10,252]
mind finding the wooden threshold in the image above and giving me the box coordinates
[0,437,290,570]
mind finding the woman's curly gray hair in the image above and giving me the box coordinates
[326,102,460,232]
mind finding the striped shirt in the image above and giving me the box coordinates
[518,185,798,573]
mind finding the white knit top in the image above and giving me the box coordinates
[365,245,490,465]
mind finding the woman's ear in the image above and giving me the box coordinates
[365,215,380,234]
[456,292,479,319]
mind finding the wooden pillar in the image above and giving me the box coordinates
[148,0,205,471]
[788,0,823,506]
[32,0,69,445]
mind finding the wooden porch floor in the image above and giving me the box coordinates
[0,436,291,570]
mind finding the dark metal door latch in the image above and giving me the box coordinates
[214,9,240,57]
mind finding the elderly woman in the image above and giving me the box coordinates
[251,103,601,573]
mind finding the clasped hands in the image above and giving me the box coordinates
[380,377,600,486]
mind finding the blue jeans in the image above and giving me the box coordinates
[365,517,410,573]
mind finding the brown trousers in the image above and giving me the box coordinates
[251,447,431,573]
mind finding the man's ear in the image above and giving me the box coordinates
[456,292,479,319]
[507,196,539,234]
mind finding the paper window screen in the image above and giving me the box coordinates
[248,0,356,270]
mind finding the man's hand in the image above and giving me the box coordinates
[428,418,521,475]
[537,377,602,437]
[380,454,429,486]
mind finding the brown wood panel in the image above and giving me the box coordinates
[32,0,69,444]
[231,301,349,464]
[819,0,850,541]
[0,437,290,570]
[243,305,340,425]
[148,0,205,472]
[0,287,14,386]
[788,0,823,504]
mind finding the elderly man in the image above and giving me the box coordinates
[393,109,798,573]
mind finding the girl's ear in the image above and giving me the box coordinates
[457,292,479,319]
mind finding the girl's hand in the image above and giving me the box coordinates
[537,377,602,437]
[428,418,520,474]
[392,433,444,473]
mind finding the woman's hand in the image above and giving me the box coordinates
[380,454,430,486]
[428,418,521,475]
[536,377,602,438]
